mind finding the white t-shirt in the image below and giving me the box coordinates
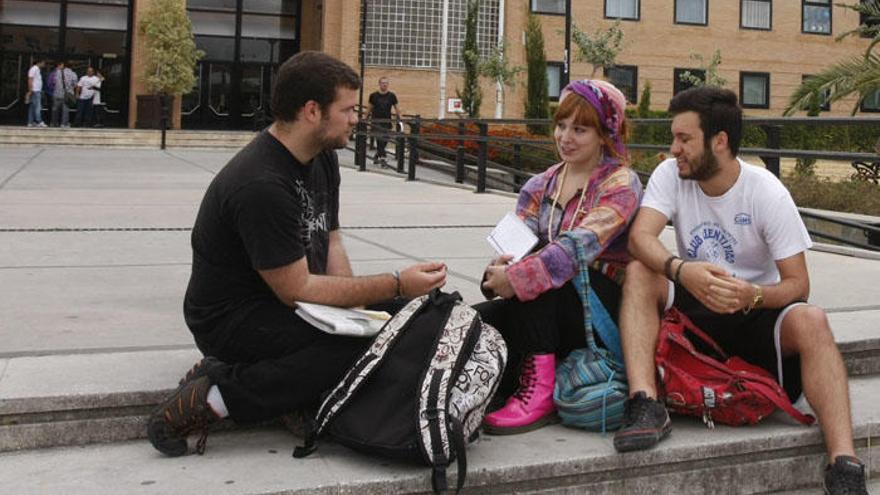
[77,75,101,100]
[28,65,42,92]
[643,158,812,285]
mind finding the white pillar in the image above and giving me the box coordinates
[494,0,505,118]
[438,0,450,118]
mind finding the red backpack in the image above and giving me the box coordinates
[655,308,815,428]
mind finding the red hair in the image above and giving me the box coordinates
[553,94,629,161]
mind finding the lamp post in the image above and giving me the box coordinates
[356,0,368,170]
[563,0,572,88]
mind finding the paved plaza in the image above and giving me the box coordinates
[0,144,878,494]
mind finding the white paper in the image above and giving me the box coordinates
[295,302,391,337]
[486,212,539,262]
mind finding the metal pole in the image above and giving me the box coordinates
[563,0,572,88]
[355,0,368,170]
[477,122,488,193]
[438,0,450,118]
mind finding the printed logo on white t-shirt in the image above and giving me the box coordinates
[686,221,739,265]
[734,213,752,225]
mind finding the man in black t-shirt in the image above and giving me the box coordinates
[148,52,447,457]
[367,77,400,165]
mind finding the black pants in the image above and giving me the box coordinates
[75,99,93,127]
[373,121,392,159]
[193,300,403,423]
[474,269,621,399]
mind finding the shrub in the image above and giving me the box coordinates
[784,176,880,216]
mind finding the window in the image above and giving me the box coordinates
[547,63,564,101]
[740,72,770,109]
[801,75,830,111]
[675,0,707,25]
[605,65,638,103]
[365,0,500,70]
[803,0,831,34]
[741,0,771,30]
[674,68,705,95]
[860,0,880,38]
[861,89,880,112]
[531,0,565,15]
[605,0,639,20]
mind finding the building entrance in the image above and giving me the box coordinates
[0,0,132,127]
[183,0,298,130]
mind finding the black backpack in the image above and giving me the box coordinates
[294,290,507,493]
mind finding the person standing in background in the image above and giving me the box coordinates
[74,67,100,127]
[26,59,47,127]
[92,69,105,127]
[366,77,400,166]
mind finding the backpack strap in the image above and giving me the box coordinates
[742,378,815,425]
[571,243,623,363]
[293,295,432,458]
[664,308,728,360]
[419,295,480,493]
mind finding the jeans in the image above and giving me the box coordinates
[27,91,43,125]
[51,96,70,127]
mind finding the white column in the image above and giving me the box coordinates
[438,0,450,118]
[494,0,506,118]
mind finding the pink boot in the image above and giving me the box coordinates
[483,353,558,435]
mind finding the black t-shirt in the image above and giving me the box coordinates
[184,130,340,336]
[368,91,398,119]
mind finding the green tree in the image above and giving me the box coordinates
[637,80,652,117]
[139,0,204,95]
[457,0,482,118]
[571,20,625,77]
[480,40,524,118]
[524,13,549,134]
[785,1,880,115]
[679,49,726,88]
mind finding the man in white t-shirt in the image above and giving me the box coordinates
[74,67,101,127]
[612,86,867,494]
[26,59,47,127]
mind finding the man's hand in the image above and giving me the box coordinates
[400,261,447,298]
[715,275,757,313]
[678,261,741,314]
[482,255,515,299]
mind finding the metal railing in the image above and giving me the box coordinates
[350,116,880,252]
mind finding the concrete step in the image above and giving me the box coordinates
[0,309,878,455]
[0,126,255,148]
[0,375,876,494]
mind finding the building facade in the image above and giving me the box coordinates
[0,0,874,129]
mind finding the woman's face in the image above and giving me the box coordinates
[554,116,603,168]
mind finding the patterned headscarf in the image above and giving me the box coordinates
[559,79,628,158]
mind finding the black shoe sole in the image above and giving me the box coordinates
[147,414,189,457]
[613,420,672,453]
[482,413,560,436]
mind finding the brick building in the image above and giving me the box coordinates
[1,0,875,129]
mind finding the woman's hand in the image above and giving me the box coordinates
[482,256,516,299]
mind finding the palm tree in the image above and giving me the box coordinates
[784,1,880,115]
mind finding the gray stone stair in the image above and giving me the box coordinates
[0,126,255,148]
[0,307,877,456]
[0,374,876,494]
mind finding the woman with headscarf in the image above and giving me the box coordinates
[476,79,643,434]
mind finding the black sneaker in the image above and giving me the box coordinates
[613,391,672,453]
[147,376,220,457]
[824,455,869,495]
[177,356,224,387]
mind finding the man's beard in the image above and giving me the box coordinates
[681,143,721,181]
[315,121,350,150]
